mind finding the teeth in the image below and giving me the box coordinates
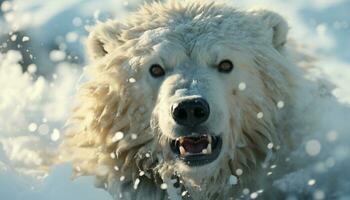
[179,146,186,155]
[179,137,184,143]
[176,136,214,156]
[207,143,212,154]
[208,136,212,144]
[175,137,182,143]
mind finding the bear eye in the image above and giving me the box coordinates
[217,60,234,73]
[149,64,165,78]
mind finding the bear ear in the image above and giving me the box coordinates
[86,20,125,60]
[253,10,289,51]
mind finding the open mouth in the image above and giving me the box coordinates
[170,134,222,166]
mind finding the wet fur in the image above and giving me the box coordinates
[60,1,335,199]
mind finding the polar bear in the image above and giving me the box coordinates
[60,1,347,199]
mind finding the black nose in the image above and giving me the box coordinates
[171,98,210,127]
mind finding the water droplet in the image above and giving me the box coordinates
[66,32,79,43]
[72,17,82,27]
[242,188,250,195]
[160,183,167,190]
[129,78,136,83]
[139,171,145,176]
[112,131,124,142]
[228,175,238,185]
[133,178,140,190]
[308,179,316,186]
[305,140,321,156]
[257,112,264,119]
[277,101,284,109]
[110,152,116,159]
[313,190,325,200]
[238,82,246,91]
[27,64,37,74]
[38,124,49,135]
[49,50,66,62]
[1,1,12,12]
[131,133,138,140]
[326,130,338,142]
[22,36,30,42]
[10,34,17,41]
[267,143,274,149]
[325,157,335,168]
[250,192,258,199]
[28,123,37,132]
[51,129,60,141]
[236,168,243,176]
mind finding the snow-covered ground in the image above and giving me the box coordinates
[0,0,349,199]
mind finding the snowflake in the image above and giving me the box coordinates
[238,82,246,91]
[160,183,167,190]
[112,131,124,142]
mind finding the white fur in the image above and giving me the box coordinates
[59,1,345,199]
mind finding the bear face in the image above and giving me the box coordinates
[62,1,300,199]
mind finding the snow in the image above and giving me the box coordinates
[139,171,145,176]
[314,190,325,200]
[0,165,111,200]
[50,129,61,142]
[238,82,246,91]
[277,101,285,109]
[236,168,243,176]
[250,192,258,199]
[22,36,30,42]
[243,188,250,195]
[308,179,316,186]
[28,123,38,132]
[160,183,168,190]
[267,143,274,149]
[0,0,350,199]
[49,50,66,62]
[111,131,124,142]
[228,175,238,185]
[133,178,140,190]
[131,133,138,140]
[128,77,136,83]
[305,140,322,156]
[256,112,264,119]
[326,130,338,142]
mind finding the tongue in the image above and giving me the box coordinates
[182,139,208,154]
